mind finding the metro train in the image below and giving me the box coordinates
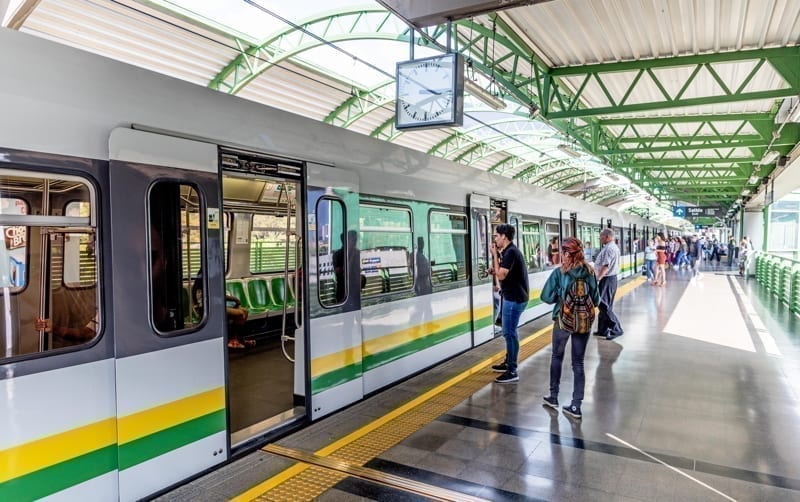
[0,29,669,500]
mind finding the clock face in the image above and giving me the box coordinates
[396,54,463,129]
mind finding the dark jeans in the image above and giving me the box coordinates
[501,299,527,372]
[549,322,590,406]
[597,275,622,336]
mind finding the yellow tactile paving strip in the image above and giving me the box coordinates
[236,276,646,501]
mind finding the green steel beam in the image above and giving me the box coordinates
[598,113,773,125]
[324,80,394,128]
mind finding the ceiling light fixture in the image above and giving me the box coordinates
[788,99,800,122]
[464,79,506,110]
[557,144,581,158]
[760,150,780,165]
[748,175,760,184]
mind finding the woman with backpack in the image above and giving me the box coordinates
[540,238,600,419]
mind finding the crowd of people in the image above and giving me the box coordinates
[641,233,754,284]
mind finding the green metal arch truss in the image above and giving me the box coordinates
[208,7,800,210]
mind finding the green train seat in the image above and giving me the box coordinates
[247,279,275,314]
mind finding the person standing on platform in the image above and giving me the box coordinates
[541,237,599,420]
[644,239,657,282]
[727,237,736,267]
[594,228,623,340]
[687,235,700,278]
[490,223,529,384]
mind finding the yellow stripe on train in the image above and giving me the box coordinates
[117,387,225,444]
[0,417,116,483]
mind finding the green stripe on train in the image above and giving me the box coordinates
[311,303,546,394]
[118,409,226,470]
[362,319,475,372]
[312,315,493,394]
[0,445,117,501]
[311,363,363,395]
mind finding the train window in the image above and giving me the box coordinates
[359,204,413,297]
[0,171,99,360]
[149,182,204,334]
[521,221,542,273]
[428,211,468,287]
[579,224,599,262]
[615,226,627,254]
[316,198,347,307]
[250,213,297,274]
[545,222,560,266]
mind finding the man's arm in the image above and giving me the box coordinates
[596,264,609,281]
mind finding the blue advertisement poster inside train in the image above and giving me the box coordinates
[1,198,28,287]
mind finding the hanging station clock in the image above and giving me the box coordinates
[395,53,464,130]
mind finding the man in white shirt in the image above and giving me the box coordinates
[594,228,623,340]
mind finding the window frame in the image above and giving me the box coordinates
[359,202,415,300]
[147,180,206,337]
[427,209,469,290]
[521,219,543,273]
[0,168,101,363]
[316,195,348,309]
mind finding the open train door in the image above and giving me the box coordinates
[303,163,361,420]
[469,193,494,345]
[109,129,228,501]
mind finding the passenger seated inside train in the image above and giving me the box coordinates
[34,313,97,342]
[192,268,253,349]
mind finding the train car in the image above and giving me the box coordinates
[0,29,665,501]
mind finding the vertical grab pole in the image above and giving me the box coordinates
[37,181,51,352]
[280,184,295,362]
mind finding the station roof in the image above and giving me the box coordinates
[4,0,799,227]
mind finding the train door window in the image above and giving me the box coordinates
[509,215,520,248]
[360,204,413,297]
[545,221,560,266]
[250,213,297,273]
[316,198,346,307]
[579,224,597,261]
[1,171,99,359]
[476,213,489,279]
[615,226,626,254]
[429,211,468,288]
[149,182,204,334]
[521,221,542,272]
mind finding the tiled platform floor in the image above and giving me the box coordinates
[161,263,800,501]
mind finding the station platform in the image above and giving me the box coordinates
[159,263,800,501]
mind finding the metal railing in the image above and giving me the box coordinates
[755,253,800,315]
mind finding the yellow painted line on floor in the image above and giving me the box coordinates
[233,275,646,501]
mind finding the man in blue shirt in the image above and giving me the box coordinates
[594,228,623,340]
[490,223,529,383]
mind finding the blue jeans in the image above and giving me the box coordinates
[646,259,655,280]
[550,322,590,406]
[501,299,527,372]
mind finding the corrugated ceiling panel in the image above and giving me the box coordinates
[24,0,236,86]
[506,0,800,67]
